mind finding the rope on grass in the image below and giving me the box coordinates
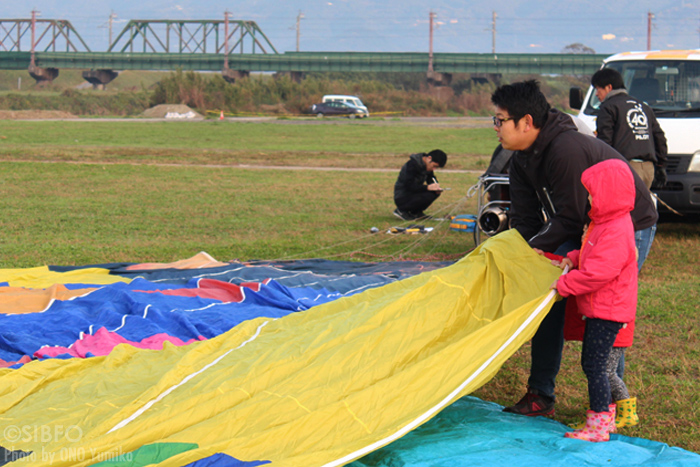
[256,195,474,264]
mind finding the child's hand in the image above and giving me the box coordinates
[552,257,573,270]
[533,248,545,256]
[550,279,558,290]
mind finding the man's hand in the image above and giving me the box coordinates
[427,183,442,192]
[651,165,667,189]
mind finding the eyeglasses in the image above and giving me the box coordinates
[492,116,513,128]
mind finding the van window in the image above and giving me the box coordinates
[323,96,364,107]
[586,60,700,117]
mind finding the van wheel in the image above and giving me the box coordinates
[316,113,324,118]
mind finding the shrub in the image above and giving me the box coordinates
[0,70,590,117]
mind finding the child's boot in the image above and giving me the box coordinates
[615,397,639,428]
[565,410,613,442]
[608,403,617,433]
[571,403,616,432]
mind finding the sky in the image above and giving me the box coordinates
[2,1,700,55]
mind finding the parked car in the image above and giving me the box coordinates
[322,95,369,114]
[309,101,369,118]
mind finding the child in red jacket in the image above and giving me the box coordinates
[550,159,638,442]
[545,232,639,431]
[563,264,639,431]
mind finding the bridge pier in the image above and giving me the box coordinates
[470,73,502,85]
[274,71,304,83]
[82,70,119,90]
[222,69,250,84]
[28,65,59,84]
[426,71,452,87]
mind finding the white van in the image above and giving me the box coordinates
[322,95,369,116]
[570,49,700,215]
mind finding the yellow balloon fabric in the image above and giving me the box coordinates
[0,266,130,289]
[0,230,562,467]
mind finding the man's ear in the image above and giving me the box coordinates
[522,114,535,131]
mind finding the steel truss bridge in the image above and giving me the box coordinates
[0,17,608,87]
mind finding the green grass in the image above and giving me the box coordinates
[0,119,495,153]
[0,161,480,267]
[0,120,494,170]
[0,118,698,454]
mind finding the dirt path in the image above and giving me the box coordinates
[6,158,481,174]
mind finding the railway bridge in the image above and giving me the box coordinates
[0,17,607,88]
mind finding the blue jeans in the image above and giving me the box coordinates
[527,239,579,399]
[635,224,656,272]
[616,224,656,379]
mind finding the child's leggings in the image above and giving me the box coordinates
[607,347,630,401]
[582,318,623,412]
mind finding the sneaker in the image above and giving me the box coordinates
[414,212,433,220]
[503,389,555,416]
[393,209,416,221]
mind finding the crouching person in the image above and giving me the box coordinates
[393,149,447,221]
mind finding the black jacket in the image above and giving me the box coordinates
[597,90,668,167]
[394,153,437,203]
[509,109,658,252]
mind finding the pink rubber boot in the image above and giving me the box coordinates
[608,403,617,433]
[565,409,613,442]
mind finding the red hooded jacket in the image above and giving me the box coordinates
[556,159,638,333]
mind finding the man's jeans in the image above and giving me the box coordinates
[635,224,656,272]
[617,224,656,379]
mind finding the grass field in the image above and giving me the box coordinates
[0,118,698,453]
[0,119,495,170]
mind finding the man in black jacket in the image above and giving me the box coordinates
[592,69,667,274]
[491,80,658,417]
[393,150,447,220]
[592,68,668,190]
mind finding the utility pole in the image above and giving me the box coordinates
[428,10,436,72]
[100,11,120,50]
[647,11,654,51]
[224,10,230,69]
[491,11,497,54]
[30,9,39,66]
[295,10,304,52]
[108,11,117,47]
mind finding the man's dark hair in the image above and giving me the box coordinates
[490,80,551,129]
[591,68,625,90]
[427,149,447,167]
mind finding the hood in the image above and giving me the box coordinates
[521,108,577,164]
[603,88,628,102]
[410,152,426,167]
[581,159,635,223]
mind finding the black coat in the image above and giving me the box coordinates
[509,109,658,252]
[394,153,437,204]
[596,90,668,167]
